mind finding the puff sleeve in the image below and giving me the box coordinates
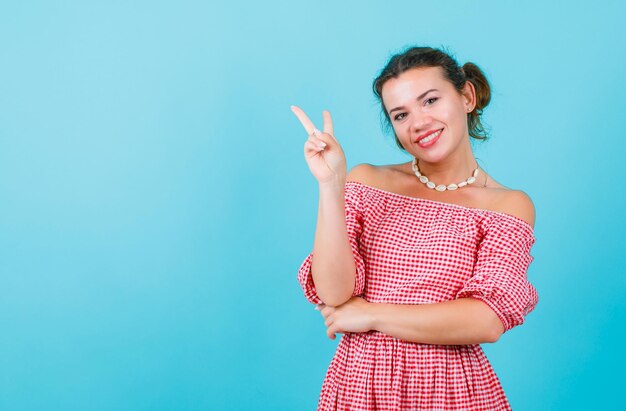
[455,214,538,334]
[296,182,367,305]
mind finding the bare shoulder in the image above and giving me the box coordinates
[494,189,536,228]
[346,163,381,185]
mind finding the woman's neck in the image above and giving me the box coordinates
[414,142,478,186]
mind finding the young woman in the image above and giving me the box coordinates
[292,46,538,411]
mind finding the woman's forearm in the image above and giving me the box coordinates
[310,178,357,306]
[368,298,505,345]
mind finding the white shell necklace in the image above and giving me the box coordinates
[411,157,479,192]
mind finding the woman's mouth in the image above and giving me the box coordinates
[417,128,443,148]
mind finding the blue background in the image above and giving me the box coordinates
[1,1,625,410]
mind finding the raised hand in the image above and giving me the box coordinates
[291,105,347,184]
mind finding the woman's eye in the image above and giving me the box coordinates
[425,97,438,105]
[394,113,406,121]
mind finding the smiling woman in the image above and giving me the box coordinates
[374,50,491,152]
[292,45,538,411]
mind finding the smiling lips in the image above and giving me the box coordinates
[416,128,443,147]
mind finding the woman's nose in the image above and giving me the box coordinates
[410,113,432,133]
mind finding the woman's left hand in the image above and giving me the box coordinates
[317,296,374,340]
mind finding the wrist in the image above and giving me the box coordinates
[318,176,346,191]
[366,301,380,331]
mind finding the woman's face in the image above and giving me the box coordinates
[381,66,474,163]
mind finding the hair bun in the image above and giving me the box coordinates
[462,62,491,114]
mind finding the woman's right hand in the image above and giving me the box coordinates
[291,105,347,185]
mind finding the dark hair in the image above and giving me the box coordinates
[372,45,492,151]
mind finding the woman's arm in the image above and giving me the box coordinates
[320,296,504,344]
[368,298,505,344]
[292,106,363,307]
[310,177,359,306]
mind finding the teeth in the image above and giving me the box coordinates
[419,129,442,144]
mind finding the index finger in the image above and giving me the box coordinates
[290,105,317,135]
[320,305,334,317]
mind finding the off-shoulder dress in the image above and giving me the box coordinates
[297,180,538,411]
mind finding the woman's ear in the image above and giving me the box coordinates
[462,81,476,112]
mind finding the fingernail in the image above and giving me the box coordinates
[313,128,321,136]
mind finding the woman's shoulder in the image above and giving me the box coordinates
[346,163,397,186]
[491,189,536,229]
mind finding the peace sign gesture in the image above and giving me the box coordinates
[291,105,347,184]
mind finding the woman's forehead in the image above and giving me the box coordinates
[382,67,448,102]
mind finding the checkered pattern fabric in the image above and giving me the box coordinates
[297,181,538,410]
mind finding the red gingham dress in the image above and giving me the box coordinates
[297,181,538,411]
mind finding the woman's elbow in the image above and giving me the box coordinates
[318,288,354,307]
[486,318,505,343]
[471,300,505,343]
[312,265,358,306]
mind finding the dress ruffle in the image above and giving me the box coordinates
[455,214,538,333]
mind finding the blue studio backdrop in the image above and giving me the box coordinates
[1,1,625,410]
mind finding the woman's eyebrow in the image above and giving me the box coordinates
[388,88,439,114]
